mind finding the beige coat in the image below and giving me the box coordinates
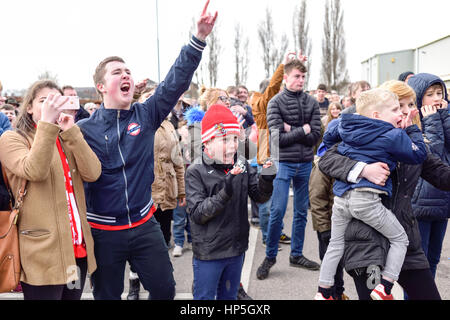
[0,122,101,286]
[251,63,284,165]
[152,120,185,211]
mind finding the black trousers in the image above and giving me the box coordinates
[154,207,173,246]
[21,258,87,300]
[351,267,441,300]
[90,216,175,300]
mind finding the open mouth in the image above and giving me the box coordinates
[120,83,131,94]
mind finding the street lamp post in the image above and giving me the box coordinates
[156,0,161,83]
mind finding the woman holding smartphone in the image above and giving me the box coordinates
[0,80,101,300]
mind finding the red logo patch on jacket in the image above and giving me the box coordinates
[127,123,141,136]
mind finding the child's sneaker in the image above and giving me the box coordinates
[314,292,334,300]
[370,284,394,300]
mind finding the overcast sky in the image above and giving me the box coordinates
[1,0,449,94]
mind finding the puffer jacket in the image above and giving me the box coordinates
[319,144,450,272]
[409,73,450,220]
[185,153,273,260]
[267,88,321,163]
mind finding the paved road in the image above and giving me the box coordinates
[171,195,450,300]
[1,194,449,300]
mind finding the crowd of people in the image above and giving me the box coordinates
[0,0,449,301]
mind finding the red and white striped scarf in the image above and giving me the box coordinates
[56,137,87,258]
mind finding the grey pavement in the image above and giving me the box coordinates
[1,193,449,300]
[172,194,450,300]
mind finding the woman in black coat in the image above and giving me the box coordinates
[319,144,450,300]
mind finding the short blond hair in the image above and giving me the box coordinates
[356,88,398,117]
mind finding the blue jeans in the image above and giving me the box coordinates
[418,219,448,278]
[172,200,191,247]
[192,254,244,300]
[257,165,272,243]
[266,161,312,259]
[257,165,286,243]
[91,216,176,300]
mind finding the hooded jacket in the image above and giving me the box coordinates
[78,36,205,230]
[408,73,450,220]
[323,114,427,197]
[319,144,450,272]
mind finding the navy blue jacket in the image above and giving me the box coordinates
[78,36,205,228]
[0,112,11,136]
[409,73,450,220]
[323,114,427,197]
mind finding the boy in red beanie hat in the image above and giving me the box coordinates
[185,104,276,300]
[201,104,242,164]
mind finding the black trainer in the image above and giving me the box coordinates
[256,257,276,280]
[289,255,320,270]
[279,233,291,244]
[237,284,253,300]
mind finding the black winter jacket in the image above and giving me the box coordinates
[319,144,450,272]
[412,109,450,220]
[185,153,273,260]
[409,73,450,221]
[267,88,321,163]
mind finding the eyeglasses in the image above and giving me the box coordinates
[218,96,230,102]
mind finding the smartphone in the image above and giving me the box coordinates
[59,96,80,110]
[233,158,247,173]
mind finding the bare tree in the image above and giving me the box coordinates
[293,0,312,88]
[190,18,207,86]
[190,18,221,88]
[233,23,249,86]
[38,70,59,84]
[258,7,289,78]
[320,0,349,93]
[205,25,221,87]
[273,34,289,69]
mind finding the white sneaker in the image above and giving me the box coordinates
[172,245,183,257]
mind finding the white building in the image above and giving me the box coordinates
[361,35,450,87]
